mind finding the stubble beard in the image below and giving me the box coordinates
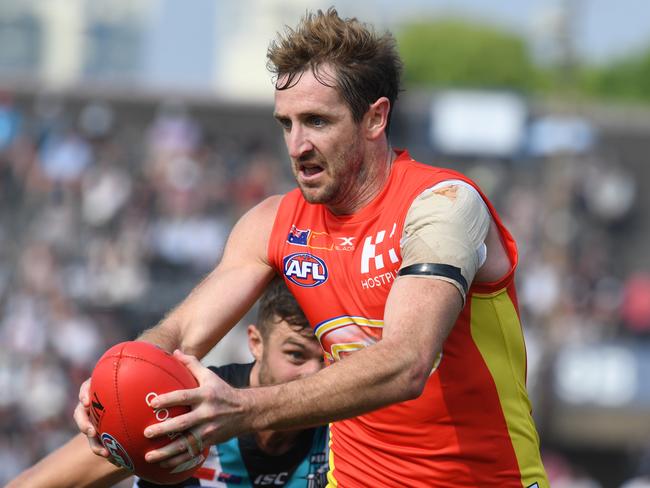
[297,177,338,205]
[295,145,364,208]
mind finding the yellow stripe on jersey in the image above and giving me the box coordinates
[326,423,338,488]
[330,342,368,361]
[314,316,384,341]
[470,290,549,488]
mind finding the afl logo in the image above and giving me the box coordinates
[283,252,328,288]
[100,433,134,471]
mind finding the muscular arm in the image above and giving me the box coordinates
[249,276,462,429]
[139,195,282,358]
[6,434,130,488]
[144,276,462,458]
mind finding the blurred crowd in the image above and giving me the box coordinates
[0,90,649,486]
[0,91,289,482]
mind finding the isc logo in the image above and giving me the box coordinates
[253,473,289,485]
[283,252,328,287]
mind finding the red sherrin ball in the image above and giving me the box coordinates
[88,341,208,484]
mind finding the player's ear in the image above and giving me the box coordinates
[364,97,390,140]
[247,324,264,361]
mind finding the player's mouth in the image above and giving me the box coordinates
[298,163,325,182]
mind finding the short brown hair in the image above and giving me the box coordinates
[256,277,310,338]
[267,7,402,133]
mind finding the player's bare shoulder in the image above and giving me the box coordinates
[251,194,283,221]
[221,195,284,265]
[237,194,283,238]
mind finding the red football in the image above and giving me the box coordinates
[88,341,208,484]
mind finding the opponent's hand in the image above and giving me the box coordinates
[142,350,249,468]
[73,377,110,458]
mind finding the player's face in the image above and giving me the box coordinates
[273,67,369,213]
[251,320,324,387]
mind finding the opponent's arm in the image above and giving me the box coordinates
[6,433,131,488]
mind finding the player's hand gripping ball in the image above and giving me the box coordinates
[88,341,208,484]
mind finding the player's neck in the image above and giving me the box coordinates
[326,143,394,216]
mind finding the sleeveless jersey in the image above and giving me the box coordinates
[268,150,548,488]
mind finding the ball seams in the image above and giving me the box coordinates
[114,345,133,449]
[98,353,199,391]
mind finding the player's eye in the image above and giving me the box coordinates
[286,350,305,362]
[308,115,326,128]
[276,117,292,131]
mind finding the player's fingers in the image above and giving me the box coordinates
[186,427,204,455]
[79,377,91,406]
[145,432,199,464]
[167,454,205,474]
[146,386,202,410]
[73,399,109,458]
[73,401,96,437]
[86,432,109,457]
[159,447,205,473]
[173,350,206,380]
[144,411,198,440]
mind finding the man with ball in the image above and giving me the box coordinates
[73,8,548,488]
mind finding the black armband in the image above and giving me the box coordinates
[397,263,468,294]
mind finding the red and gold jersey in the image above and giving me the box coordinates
[268,150,548,488]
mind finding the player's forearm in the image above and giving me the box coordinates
[137,299,229,360]
[246,338,427,432]
[136,269,223,356]
[138,314,184,353]
[245,278,462,433]
[6,434,131,488]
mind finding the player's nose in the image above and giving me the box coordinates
[287,126,313,159]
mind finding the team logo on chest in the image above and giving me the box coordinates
[283,252,329,287]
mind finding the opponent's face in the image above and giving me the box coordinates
[273,67,367,211]
[249,320,324,387]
